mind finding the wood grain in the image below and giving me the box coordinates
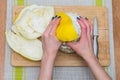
[11,6,110,67]
[0,0,7,80]
[113,0,120,80]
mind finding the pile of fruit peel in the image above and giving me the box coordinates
[6,5,54,61]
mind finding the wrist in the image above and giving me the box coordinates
[42,51,57,62]
[41,55,55,67]
[83,54,98,65]
[81,52,97,62]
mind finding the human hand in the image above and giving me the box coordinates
[67,17,94,59]
[39,16,61,80]
[40,16,112,80]
[42,16,61,59]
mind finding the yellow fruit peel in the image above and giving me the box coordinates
[56,12,79,42]
[6,31,43,61]
[13,5,54,39]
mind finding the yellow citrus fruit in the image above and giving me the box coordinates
[56,12,81,42]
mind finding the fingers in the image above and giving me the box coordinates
[78,17,93,37]
[50,17,61,34]
[77,18,87,29]
[67,42,77,49]
[91,25,94,40]
[44,17,55,33]
[91,26,94,47]
[81,18,91,35]
[77,17,93,47]
[44,16,61,35]
[67,42,74,47]
[77,19,87,39]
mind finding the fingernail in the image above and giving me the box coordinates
[79,16,82,18]
[85,17,88,20]
[57,16,61,18]
[51,17,54,20]
[55,15,57,18]
[77,17,80,20]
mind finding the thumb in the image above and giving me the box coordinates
[67,42,76,48]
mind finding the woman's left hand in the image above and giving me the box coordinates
[39,16,61,80]
[42,16,61,59]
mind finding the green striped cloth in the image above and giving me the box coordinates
[13,1,25,80]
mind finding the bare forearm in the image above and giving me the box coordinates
[39,53,56,80]
[83,53,111,80]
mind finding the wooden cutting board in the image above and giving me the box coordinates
[11,6,110,66]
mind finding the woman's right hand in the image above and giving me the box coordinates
[67,17,95,60]
[67,17,112,80]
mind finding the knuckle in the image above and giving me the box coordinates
[49,32,54,36]
[50,23,54,26]
[42,33,48,38]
